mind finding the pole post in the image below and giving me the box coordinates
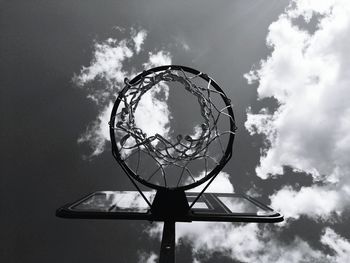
[159,221,176,263]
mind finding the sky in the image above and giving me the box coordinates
[1,0,350,262]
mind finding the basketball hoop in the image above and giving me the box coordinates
[57,65,283,263]
[109,65,236,192]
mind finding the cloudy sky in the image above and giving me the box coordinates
[2,0,350,262]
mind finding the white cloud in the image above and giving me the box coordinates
[74,29,172,157]
[321,227,350,263]
[181,223,327,263]
[181,42,190,51]
[245,0,350,218]
[173,36,190,51]
[74,38,133,87]
[134,85,171,138]
[187,171,234,193]
[147,219,350,263]
[270,186,342,220]
[288,0,336,21]
[78,102,113,156]
[143,51,172,69]
[132,29,147,54]
[148,221,333,263]
[137,251,158,263]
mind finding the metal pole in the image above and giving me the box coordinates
[159,221,176,263]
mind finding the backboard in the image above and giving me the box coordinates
[56,191,283,223]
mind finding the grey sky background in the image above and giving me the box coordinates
[2,0,350,262]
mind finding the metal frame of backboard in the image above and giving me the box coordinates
[56,191,283,223]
